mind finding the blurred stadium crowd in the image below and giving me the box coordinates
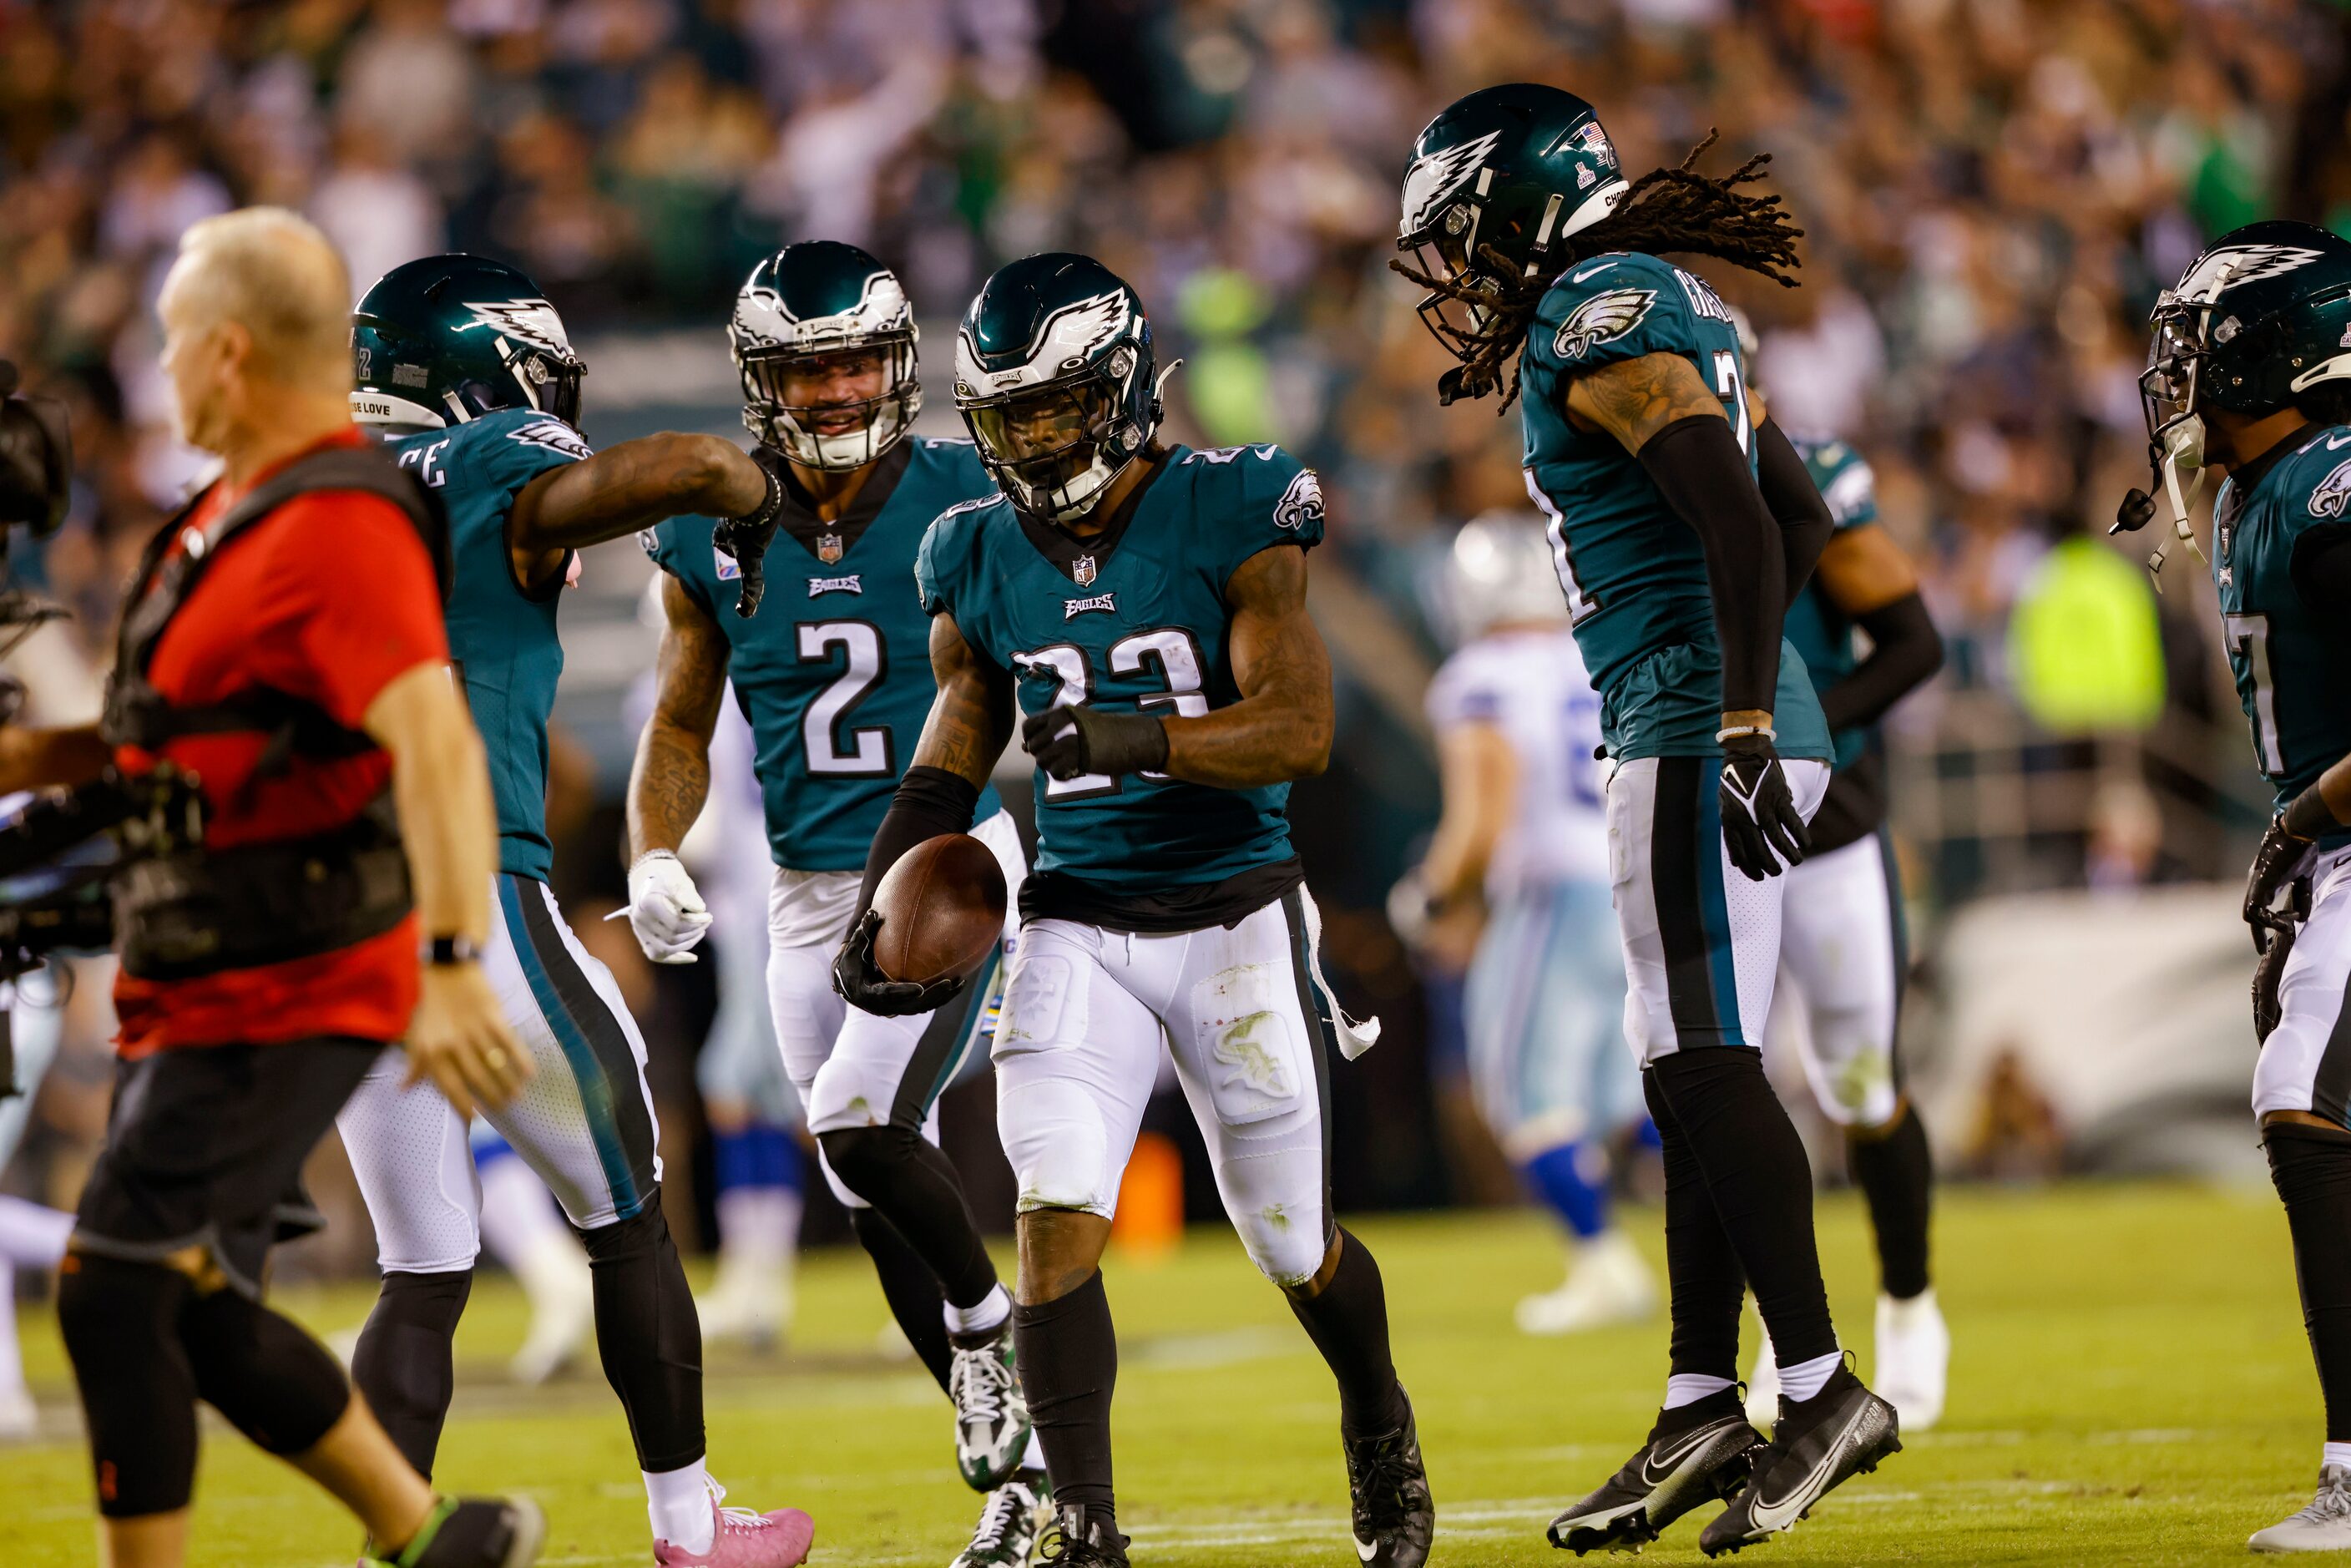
[1,0,2348,1240]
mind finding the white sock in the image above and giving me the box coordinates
[715,1187,802,1277]
[1021,1429,1045,1473]
[645,1458,714,1553]
[0,1265,23,1395]
[2324,1442,2351,1473]
[1777,1348,1843,1404]
[944,1283,1011,1339]
[1664,1373,1735,1409]
[0,1196,71,1267]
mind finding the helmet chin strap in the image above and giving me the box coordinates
[2145,415,2210,591]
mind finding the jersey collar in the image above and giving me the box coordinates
[1013,448,1170,584]
[776,439,912,563]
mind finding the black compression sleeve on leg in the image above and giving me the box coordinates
[1649,1047,1838,1367]
[2267,1120,2351,1443]
[58,1254,201,1518]
[1014,1268,1118,1520]
[1848,1106,1934,1301]
[1644,1068,1746,1382]
[182,1287,352,1457]
[1284,1227,1408,1439]
[819,1125,1000,1309]
[850,1207,954,1395]
[349,1270,473,1477]
[576,1189,706,1474]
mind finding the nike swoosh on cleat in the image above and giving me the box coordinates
[1745,1424,1856,1534]
[1641,1422,1735,1489]
[1355,1535,1378,1562]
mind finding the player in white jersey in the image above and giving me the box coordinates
[1395,513,1655,1334]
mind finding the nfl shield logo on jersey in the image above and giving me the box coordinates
[1074,554,1098,587]
[818,532,844,564]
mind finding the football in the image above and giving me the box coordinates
[869,832,1009,985]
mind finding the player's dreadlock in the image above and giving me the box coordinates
[1390,131,1804,413]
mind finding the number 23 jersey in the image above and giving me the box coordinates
[917,443,1324,912]
[2213,424,2351,840]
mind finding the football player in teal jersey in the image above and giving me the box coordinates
[842,253,1431,1568]
[338,255,817,1567]
[1394,85,1899,1554]
[629,241,1049,1568]
[2126,220,2351,1553]
[1727,316,1950,1436]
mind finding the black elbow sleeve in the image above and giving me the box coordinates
[1754,420,1836,599]
[1638,415,1784,715]
[855,766,981,916]
[1819,591,1944,733]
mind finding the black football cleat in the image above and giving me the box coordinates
[1697,1365,1898,1556]
[1035,1503,1130,1566]
[1547,1390,1763,1555]
[1343,1392,1435,1567]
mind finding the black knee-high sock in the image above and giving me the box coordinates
[1643,1070,1745,1383]
[577,1189,705,1474]
[180,1287,352,1457]
[1285,1227,1408,1438]
[1014,1270,1117,1518]
[1648,1047,1838,1367]
[1848,1104,1934,1301]
[2267,1121,2351,1443]
[851,1207,953,1395]
[349,1269,473,1477]
[818,1125,999,1308]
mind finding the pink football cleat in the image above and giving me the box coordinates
[652,1480,815,1568]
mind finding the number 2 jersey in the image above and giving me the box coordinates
[1516,250,1831,763]
[2213,424,2351,847]
[1425,624,1610,901]
[643,437,1002,872]
[385,407,589,881]
[918,443,1325,930]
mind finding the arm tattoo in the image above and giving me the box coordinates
[1160,544,1332,788]
[913,612,1013,788]
[625,576,730,858]
[1568,351,1727,454]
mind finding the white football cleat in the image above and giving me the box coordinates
[2252,1466,2351,1552]
[1513,1230,1658,1336]
[1873,1288,1949,1434]
[1745,1324,1780,1428]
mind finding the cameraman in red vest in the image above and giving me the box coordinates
[0,209,544,1568]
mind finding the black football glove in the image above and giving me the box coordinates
[1718,731,1811,881]
[713,447,788,619]
[2246,807,2323,950]
[1023,703,1169,782]
[2253,910,2298,1044]
[829,908,965,1018]
[0,362,72,535]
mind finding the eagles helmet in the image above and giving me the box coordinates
[730,241,921,470]
[351,255,584,431]
[2143,220,2351,460]
[953,252,1160,524]
[1396,83,1631,363]
[1446,509,1569,644]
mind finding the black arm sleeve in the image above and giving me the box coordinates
[1818,591,1944,733]
[1638,414,1784,716]
[853,766,980,918]
[1753,420,1836,607]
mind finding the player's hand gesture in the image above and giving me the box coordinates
[714,446,789,618]
[1023,703,1168,781]
[831,908,965,1018]
[406,961,532,1119]
[626,849,712,964]
[2245,811,2318,949]
[1718,731,1811,881]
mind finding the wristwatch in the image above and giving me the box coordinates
[426,934,485,966]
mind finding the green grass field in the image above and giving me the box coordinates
[0,1181,2327,1566]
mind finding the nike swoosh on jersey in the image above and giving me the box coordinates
[1746,1424,1856,1533]
[2330,432,2351,449]
[1640,1421,1734,1488]
[1572,264,1617,283]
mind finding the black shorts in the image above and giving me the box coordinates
[73,1037,382,1297]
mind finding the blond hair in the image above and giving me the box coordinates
[169,208,353,395]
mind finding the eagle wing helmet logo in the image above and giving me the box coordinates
[1553,288,1656,360]
[459,298,574,356]
[2172,245,2326,306]
[1399,129,1502,238]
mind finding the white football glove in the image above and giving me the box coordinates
[626,850,712,964]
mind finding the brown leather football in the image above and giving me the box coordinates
[870,833,1009,984]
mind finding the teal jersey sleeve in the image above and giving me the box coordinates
[1170,443,1327,588]
[1799,438,1879,533]
[915,493,1009,621]
[1783,436,1881,769]
[642,516,720,616]
[1526,250,1729,382]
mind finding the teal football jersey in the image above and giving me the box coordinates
[387,407,587,880]
[1517,250,1830,761]
[645,437,1001,872]
[1782,436,1881,771]
[918,443,1322,901]
[2213,426,2351,838]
